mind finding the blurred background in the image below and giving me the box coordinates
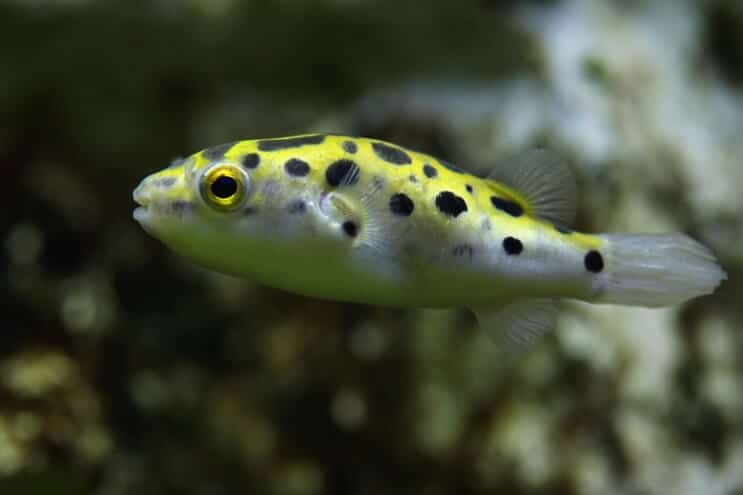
[1,0,742,493]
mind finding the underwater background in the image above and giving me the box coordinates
[1,0,742,494]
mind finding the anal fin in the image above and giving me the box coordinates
[471,299,558,354]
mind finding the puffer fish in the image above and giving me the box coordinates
[132,134,726,348]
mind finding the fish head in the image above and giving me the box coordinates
[132,154,267,273]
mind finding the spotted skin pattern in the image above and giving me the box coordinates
[133,133,616,309]
[134,133,727,345]
[209,134,584,247]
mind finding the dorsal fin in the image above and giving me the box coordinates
[487,149,577,229]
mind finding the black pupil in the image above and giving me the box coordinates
[211,175,238,199]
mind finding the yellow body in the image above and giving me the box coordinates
[133,134,610,308]
[133,133,726,346]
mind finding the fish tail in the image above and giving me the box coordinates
[595,233,727,307]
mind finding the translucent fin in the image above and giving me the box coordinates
[356,177,396,254]
[597,233,727,307]
[339,161,361,188]
[472,299,558,354]
[319,178,396,255]
[488,149,577,228]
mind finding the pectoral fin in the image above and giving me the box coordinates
[317,178,396,255]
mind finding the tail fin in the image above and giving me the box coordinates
[597,233,727,307]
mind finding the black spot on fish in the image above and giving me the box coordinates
[155,177,176,188]
[287,199,306,214]
[555,225,573,234]
[585,250,604,273]
[372,142,412,165]
[503,236,523,255]
[423,164,438,178]
[325,159,360,187]
[285,158,311,177]
[257,135,326,151]
[342,221,358,238]
[342,140,357,154]
[466,184,473,194]
[435,191,468,218]
[243,206,258,216]
[241,153,260,169]
[389,193,414,217]
[439,159,464,174]
[408,175,419,183]
[453,244,473,258]
[202,142,236,161]
[490,196,524,217]
[171,200,194,215]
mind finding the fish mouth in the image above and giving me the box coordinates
[132,206,149,223]
[132,180,152,223]
[132,175,194,225]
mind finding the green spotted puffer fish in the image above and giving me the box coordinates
[132,134,726,347]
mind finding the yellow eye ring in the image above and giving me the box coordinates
[200,164,250,212]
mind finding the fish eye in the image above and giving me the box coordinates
[200,164,250,212]
[211,175,237,198]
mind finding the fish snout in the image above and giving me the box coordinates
[132,175,156,224]
[132,170,193,225]
[133,178,152,207]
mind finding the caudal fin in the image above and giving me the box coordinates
[597,233,726,307]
